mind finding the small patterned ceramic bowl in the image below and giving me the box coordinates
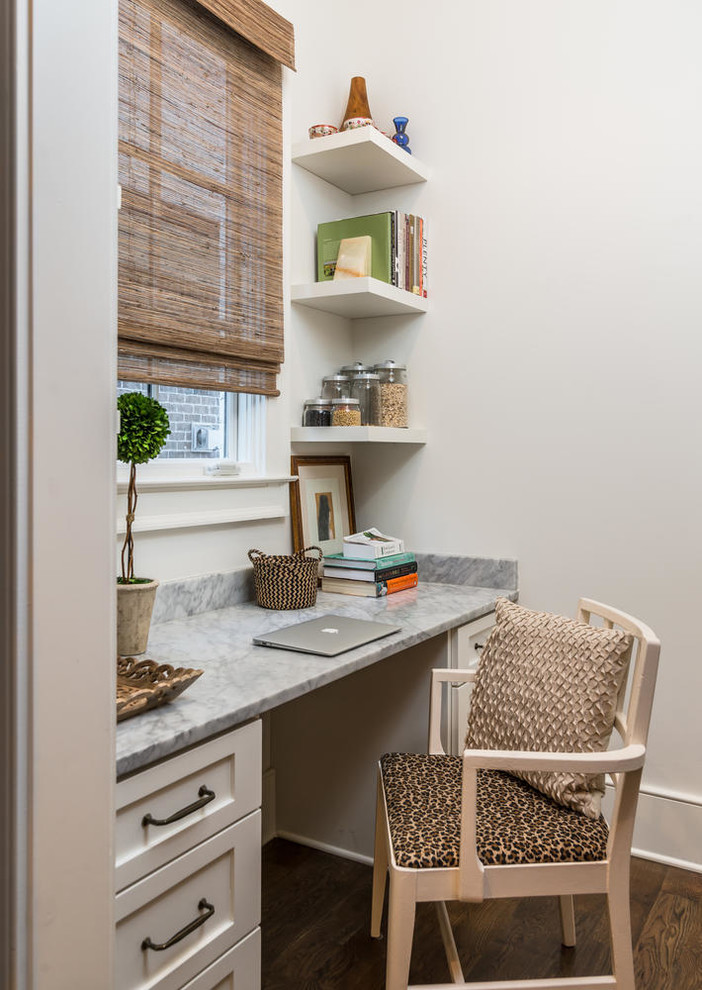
[308,123,338,139]
[341,116,374,131]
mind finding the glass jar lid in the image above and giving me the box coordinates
[330,397,360,405]
[304,397,331,407]
[323,374,351,383]
[351,372,380,380]
[339,362,372,375]
[373,360,406,371]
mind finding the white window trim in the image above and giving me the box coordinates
[115,471,295,494]
[115,473,296,534]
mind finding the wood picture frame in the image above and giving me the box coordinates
[290,455,356,555]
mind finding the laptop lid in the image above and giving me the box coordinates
[252,614,400,657]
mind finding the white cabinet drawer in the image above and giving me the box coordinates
[116,721,261,892]
[179,928,260,990]
[115,811,261,990]
[449,614,495,755]
[450,613,495,669]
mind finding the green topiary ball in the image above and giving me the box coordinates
[117,391,170,465]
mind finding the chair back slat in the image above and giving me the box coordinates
[578,598,660,749]
[614,639,634,738]
[613,713,627,739]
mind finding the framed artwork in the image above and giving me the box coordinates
[290,455,356,555]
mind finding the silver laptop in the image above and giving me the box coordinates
[253,614,401,657]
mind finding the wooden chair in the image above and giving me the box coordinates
[371,599,660,990]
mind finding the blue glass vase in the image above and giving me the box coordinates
[391,116,411,154]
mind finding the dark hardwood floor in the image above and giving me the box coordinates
[261,839,702,989]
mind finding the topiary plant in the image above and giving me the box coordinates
[117,391,170,583]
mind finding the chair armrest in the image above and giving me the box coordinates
[461,742,646,774]
[428,668,478,755]
[456,742,647,901]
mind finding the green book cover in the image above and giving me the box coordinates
[317,212,393,283]
[323,551,416,570]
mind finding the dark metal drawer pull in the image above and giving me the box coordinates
[141,898,214,952]
[142,785,215,827]
[474,642,485,651]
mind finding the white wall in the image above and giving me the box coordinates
[137,0,702,867]
[283,0,702,868]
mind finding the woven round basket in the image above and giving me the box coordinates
[248,546,323,610]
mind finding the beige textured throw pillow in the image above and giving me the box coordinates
[465,598,632,819]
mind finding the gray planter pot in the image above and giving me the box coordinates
[117,579,159,656]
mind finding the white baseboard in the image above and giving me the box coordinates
[604,782,702,873]
[632,847,702,875]
[275,829,374,867]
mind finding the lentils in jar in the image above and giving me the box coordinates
[331,397,361,426]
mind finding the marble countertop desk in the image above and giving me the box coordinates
[116,554,518,778]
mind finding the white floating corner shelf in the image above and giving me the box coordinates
[291,278,428,319]
[290,426,427,445]
[292,127,429,194]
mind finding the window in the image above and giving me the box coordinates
[117,380,266,471]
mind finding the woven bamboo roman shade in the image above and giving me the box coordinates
[118,0,294,396]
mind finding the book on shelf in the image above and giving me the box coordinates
[323,560,418,583]
[409,214,417,294]
[343,528,404,559]
[391,212,428,297]
[322,550,416,571]
[317,211,428,297]
[321,571,419,598]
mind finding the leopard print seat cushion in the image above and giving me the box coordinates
[381,752,609,869]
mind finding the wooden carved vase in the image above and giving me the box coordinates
[340,76,373,129]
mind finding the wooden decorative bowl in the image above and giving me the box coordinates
[116,656,203,722]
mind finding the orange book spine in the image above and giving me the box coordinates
[380,572,419,595]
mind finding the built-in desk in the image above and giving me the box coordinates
[116,580,516,777]
[114,564,517,990]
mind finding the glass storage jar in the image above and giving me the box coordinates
[350,372,381,426]
[321,374,351,401]
[302,398,332,427]
[331,397,361,427]
[374,360,408,428]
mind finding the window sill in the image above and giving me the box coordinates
[115,503,288,535]
[116,475,295,534]
[116,474,295,495]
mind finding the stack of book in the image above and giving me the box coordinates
[317,211,428,297]
[320,528,418,598]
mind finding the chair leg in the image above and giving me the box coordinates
[371,778,389,938]
[559,894,576,947]
[608,878,636,990]
[386,869,417,990]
